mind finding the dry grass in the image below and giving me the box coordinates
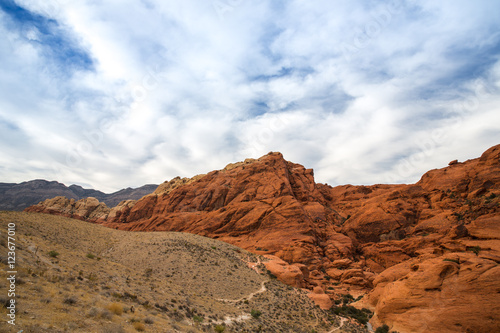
[107,302,124,315]
[0,211,362,332]
[132,321,146,331]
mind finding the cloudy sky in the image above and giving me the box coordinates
[0,0,499,192]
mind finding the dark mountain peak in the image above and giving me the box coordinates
[0,180,158,211]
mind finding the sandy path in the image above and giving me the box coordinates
[327,316,348,332]
[216,279,268,303]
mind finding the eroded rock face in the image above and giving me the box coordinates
[359,253,500,333]
[25,145,500,332]
[26,196,110,221]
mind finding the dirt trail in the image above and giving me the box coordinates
[328,316,348,332]
[216,279,268,303]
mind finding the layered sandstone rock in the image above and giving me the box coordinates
[358,253,500,333]
[26,196,110,221]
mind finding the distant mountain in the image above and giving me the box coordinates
[0,179,157,211]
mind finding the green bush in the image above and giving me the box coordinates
[86,253,95,259]
[467,246,481,256]
[214,325,225,332]
[443,258,460,264]
[333,305,372,325]
[48,250,59,258]
[250,309,262,319]
[375,324,389,333]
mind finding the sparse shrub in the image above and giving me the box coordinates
[87,307,99,317]
[100,309,113,320]
[266,270,277,279]
[48,250,59,258]
[443,258,460,264]
[41,298,52,304]
[0,296,10,308]
[133,322,145,331]
[107,302,124,315]
[99,323,125,333]
[63,296,78,305]
[144,317,154,324]
[333,305,371,325]
[87,273,98,281]
[193,315,203,323]
[250,309,262,319]
[467,246,481,256]
[214,325,225,333]
[86,253,96,259]
[375,324,390,333]
[244,299,249,304]
[341,294,354,305]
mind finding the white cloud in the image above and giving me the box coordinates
[0,0,499,192]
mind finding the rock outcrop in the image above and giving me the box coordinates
[263,255,308,288]
[357,253,500,333]
[25,144,500,333]
[26,196,111,221]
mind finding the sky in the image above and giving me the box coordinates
[0,0,499,193]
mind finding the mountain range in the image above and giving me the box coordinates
[0,179,158,211]
[20,144,500,332]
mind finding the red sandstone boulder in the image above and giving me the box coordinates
[263,255,307,288]
[307,286,333,310]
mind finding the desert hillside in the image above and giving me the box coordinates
[0,211,369,333]
[25,144,500,332]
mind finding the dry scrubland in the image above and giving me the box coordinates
[0,211,367,333]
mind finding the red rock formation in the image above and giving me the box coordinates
[358,253,500,333]
[263,255,308,288]
[25,145,500,333]
[26,196,110,221]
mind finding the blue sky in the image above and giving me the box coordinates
[0,0,499,192]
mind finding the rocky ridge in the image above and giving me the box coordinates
[0,179,157,210]
[25,144,500,332]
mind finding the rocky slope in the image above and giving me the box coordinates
[0,179,157,210]
[0,211,365,333]
[25,144,500,332]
